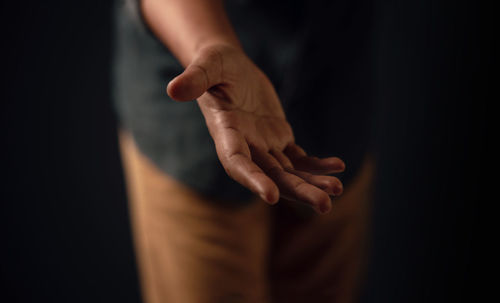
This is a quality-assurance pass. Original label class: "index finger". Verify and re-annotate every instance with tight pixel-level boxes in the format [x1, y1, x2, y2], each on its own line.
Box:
[215, 127, 279, 204]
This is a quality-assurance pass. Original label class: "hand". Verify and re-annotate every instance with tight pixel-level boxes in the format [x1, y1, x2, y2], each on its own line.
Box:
[167, 44, 345, 214]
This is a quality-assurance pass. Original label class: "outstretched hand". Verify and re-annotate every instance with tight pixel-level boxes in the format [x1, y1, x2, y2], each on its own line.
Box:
[167, 44, 345, 214]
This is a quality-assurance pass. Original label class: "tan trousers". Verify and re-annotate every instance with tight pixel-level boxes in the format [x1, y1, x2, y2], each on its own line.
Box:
[119, 131, 374, 303]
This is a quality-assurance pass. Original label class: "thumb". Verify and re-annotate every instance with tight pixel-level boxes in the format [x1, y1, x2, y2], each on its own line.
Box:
[166, 51, 223, 101]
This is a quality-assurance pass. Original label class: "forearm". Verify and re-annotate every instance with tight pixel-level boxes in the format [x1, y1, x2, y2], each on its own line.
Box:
[141, 0, 242, 66]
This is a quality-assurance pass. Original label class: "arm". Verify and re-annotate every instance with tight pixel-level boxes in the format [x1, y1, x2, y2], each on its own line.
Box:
[140, 0, 345, 214]
[141, 0, 240, 65]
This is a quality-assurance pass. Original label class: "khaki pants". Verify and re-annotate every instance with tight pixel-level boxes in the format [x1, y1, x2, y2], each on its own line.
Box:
[119, 131, 374, 303]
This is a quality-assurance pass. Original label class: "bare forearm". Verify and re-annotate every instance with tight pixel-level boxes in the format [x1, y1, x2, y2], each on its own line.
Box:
[141, 0, 241, 66]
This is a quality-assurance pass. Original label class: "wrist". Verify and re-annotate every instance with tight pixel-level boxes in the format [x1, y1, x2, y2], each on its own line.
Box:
[193, 35, 242, 53]
[188, 39, 242, 66]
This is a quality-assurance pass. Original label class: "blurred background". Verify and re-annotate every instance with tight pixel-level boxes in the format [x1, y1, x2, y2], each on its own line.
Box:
[1, 0, 491, 302]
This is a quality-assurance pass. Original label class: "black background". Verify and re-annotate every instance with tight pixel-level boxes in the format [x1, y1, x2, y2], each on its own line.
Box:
[1, 0, 491, 302]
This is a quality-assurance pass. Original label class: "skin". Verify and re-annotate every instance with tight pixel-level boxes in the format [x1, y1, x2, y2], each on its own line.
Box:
[142, 0, 345, 214]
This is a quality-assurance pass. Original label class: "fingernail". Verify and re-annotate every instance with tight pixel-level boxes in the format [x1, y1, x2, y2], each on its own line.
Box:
[333, 185, 343, 195]
[319, 203, 331, 214]
[261, 193, 278, 205]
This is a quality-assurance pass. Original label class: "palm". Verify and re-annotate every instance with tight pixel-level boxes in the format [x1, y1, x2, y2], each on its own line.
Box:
[168, 45, 345, 214]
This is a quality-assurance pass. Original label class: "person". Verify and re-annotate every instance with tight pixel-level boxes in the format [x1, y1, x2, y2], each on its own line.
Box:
[112, 0, 375, 302]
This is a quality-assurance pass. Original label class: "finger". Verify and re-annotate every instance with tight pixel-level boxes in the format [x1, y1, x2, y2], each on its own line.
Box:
[284, 168, 343, 196]
[284, 143, 345, 175]
[251, 147, 332, 214]
[167, 49, 223, 101]
[216, 128, 279, 204]
[271, 149, 341, 197]
[269, 148, 294, 169]
[225, 153, 280, 204]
